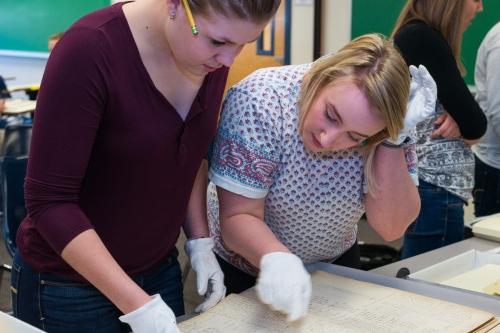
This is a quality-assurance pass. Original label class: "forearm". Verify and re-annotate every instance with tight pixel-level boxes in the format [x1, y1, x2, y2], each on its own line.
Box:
[183, 160, 209, 239]
[61, 229, 151, 315]
[221, 214, 289, 267]
[365, 145, 420, 241]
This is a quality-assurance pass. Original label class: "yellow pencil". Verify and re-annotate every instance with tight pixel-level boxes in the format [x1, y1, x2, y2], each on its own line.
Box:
[181, 0, 199, 36]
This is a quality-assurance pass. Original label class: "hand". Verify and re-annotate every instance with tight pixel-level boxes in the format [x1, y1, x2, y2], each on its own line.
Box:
[256, 252, 311, 321]
[431, 112, 461, 139]
[119, 294, 180, 333]
[388, 65, 437, 145]
[185, 237, 226, 313]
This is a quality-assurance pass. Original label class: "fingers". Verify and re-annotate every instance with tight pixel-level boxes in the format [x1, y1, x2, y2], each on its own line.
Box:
[194, 283, 226, 313]
[409, 64, 418, 77]
[195, 267, 209, 295]
[434, 114, 446, 125]
[287, 279, 311, 321]
[431, 114, 461, 138]
[257, 277, 311, 321]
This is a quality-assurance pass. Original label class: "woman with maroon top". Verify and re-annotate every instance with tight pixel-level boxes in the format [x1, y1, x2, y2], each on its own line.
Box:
[12, 0, 279, 332]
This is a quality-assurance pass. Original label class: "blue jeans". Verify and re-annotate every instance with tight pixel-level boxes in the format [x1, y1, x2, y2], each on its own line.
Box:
[473, 155, 500, 217]
[11, 249, 184, 333]
[401, 180, 465, 259]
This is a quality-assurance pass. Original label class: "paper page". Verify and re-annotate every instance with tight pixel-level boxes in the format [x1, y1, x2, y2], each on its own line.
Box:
[179, 271, 493, 333]
[441, 264, 500, 294]
[4, 99, 36, 114]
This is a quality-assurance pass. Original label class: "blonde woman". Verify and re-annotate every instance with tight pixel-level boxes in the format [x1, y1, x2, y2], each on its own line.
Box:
[392, 0, 487, 259]
[206, 34, 436, 321]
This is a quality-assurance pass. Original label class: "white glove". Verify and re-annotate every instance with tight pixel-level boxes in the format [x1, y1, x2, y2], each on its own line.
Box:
[388, 64, 437, 145]
[185, 237, 226, 313]
[119, 294, 180, 333]
[256, 252, 312, 321]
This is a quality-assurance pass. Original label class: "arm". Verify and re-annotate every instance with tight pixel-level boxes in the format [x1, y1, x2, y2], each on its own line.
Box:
[183, 159, 210, 239]
[394, 23, 487, 139]
[217, 187, 289, 266]
[364, 145, 420, 241]
[182, 160, 226, 313]
[484, 46, 500, 138]
[217, 186, 310, 321]
[61, 230, 151, 314]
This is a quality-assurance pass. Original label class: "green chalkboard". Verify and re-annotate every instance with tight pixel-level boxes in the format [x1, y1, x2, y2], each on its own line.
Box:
[0, 0, 110, 53]
[352, 0, 500, 84]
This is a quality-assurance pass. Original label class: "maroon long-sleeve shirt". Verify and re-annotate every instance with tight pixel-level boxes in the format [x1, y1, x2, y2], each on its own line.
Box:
[17, 3, 228, 280]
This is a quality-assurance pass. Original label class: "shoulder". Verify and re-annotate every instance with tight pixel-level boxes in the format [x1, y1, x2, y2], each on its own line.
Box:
[59, 4, 124, 49]
[71, 3, 124, 31]
[395, 20, 447, 49]
[229, 64, 309, 102]
[480, 22, 500, 50]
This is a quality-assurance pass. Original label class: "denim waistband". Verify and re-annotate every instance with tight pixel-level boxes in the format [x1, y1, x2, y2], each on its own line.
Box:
[14, 247, 180, 285]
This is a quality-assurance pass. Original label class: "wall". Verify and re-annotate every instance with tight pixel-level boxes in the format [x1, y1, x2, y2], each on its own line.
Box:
[322, 0, 352, 55]
[290, 1, 315, 64]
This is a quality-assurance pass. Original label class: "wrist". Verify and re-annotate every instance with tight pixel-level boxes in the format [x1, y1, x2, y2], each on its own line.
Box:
[380, 140, 404, 149]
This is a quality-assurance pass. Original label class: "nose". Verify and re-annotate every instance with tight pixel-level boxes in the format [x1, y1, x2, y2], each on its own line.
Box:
[215, 45, 244, 67]
[477, 1, 484, 13]
[318, 130, 342, 149]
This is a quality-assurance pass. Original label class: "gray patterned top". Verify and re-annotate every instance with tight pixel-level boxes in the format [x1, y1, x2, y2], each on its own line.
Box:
[416, 102, 474, 201]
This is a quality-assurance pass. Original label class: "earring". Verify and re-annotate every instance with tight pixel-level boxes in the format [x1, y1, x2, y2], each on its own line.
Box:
[169, 11, 176, 20]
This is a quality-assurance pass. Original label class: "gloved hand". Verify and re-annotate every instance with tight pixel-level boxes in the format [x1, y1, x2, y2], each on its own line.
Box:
[119, 294, 180, 333]
[387, 64, 437, 145]
[185, 237, 226, 313]
[256, 252, 312, 321]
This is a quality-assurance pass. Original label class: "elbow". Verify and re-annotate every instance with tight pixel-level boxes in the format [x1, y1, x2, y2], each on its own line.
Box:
[461, 117, 488, 140]
[219, 217, 238, 252]
[373, 197, 421, 242]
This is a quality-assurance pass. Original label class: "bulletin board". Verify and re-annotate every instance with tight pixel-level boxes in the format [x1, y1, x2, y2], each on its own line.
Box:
[0, 0, 110, 54]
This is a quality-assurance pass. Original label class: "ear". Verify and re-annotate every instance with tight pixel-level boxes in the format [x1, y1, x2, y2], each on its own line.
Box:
[166, 0, 180, 14]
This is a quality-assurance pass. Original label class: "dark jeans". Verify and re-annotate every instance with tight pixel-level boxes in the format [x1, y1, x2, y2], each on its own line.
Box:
[217, 242, 361, 295]
[401, 180, 464, 259]
[473, 155, 500, 217]
[11, 249, 184, 333]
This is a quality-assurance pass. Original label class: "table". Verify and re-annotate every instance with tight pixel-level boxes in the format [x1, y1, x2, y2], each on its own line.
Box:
[371, 237, 499, 277]
[3, 99, 36, 115]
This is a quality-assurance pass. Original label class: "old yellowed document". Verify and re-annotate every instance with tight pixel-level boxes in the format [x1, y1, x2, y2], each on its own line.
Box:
[179, 271, 495, 333]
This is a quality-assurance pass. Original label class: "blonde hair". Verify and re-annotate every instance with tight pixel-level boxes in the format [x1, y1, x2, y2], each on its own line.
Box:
[189, 0, 281, 24]
[391, 0, 467, 75]
[298, 33, 410, 194]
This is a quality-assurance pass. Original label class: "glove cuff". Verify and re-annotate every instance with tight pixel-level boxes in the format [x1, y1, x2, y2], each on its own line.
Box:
[185, 237, 215, 256]
[119, 294, 172, 323]
[260, 252, 302, 270]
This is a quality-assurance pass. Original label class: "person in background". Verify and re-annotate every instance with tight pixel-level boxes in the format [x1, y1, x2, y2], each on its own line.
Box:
[0, 75, 11, 113]
[472, 21, 500, 217]
[48, 32, 64, 52]
[13, 0, 280, 332]
[392, 0, 487, 259]
[207, 34, 436, 321]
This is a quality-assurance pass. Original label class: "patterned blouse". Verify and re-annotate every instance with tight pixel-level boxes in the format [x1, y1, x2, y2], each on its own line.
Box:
[207, 64, 418, 275]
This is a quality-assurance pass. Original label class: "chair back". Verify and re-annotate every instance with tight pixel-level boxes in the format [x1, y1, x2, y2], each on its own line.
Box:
[1, 124, 32, 157]
[2, 155, 28, 257]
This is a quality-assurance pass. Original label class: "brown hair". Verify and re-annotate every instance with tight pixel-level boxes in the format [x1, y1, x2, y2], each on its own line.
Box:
[49, 32, 64, 42]
[391, 0, 467, 74]
[188, 0, 281, 24]
[298, 34, 410, 193]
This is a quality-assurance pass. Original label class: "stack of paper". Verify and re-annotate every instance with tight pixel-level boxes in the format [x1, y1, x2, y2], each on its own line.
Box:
[179, 271, 499, 333]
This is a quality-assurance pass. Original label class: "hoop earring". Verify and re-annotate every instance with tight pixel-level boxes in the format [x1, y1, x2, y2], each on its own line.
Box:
[169, 11, 176, 20]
